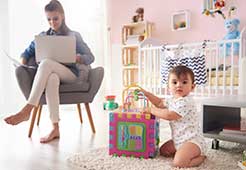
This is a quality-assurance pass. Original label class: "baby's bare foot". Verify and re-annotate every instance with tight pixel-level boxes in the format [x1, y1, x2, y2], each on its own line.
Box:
[40, 128, 60, 143]
[4, 111, 31, 125]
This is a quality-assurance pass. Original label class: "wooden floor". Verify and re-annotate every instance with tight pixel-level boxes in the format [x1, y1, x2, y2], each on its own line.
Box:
[0, 102, 109, 170]
[0, 98, 170, 170]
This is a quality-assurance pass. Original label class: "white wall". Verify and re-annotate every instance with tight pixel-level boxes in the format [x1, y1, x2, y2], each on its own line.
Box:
[0, 0, 18, 113]
[0, 0, 7, 112]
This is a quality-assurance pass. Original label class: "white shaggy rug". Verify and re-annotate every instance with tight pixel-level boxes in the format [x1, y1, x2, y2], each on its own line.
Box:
[67, 141, 245, 170]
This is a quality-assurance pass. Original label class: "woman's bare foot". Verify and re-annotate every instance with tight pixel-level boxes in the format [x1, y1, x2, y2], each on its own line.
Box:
[40, 126, 60, 143]
[4, 104, 34, 125]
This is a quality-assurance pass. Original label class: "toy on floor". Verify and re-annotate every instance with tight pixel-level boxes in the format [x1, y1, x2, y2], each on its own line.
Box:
[103, 95, 119, 111]
[242, 150, 246, 165]
[109, 85, 159, 159]
[122, 89, 148, 112]
[238, 150, 246, 169]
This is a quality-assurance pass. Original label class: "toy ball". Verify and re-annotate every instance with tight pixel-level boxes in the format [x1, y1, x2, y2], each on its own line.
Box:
[103, 95, 119, 110]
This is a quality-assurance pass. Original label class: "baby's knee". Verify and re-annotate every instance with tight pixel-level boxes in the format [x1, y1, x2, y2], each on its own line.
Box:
[173, 157, 189, 168]
[160, 151, 173, 157]
[159, 147, 173, 157]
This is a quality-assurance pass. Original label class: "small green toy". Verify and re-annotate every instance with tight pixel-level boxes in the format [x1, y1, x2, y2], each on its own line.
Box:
[133, 89, 140, 101]
[103, 95, 119, 110]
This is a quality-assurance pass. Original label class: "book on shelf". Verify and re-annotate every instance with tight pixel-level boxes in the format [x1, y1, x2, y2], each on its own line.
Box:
[219, 131, 246, 139]
[220, 125, 246, 135]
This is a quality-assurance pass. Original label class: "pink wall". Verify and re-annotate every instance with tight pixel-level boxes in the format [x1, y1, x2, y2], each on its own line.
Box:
[108, 0, 246, 44]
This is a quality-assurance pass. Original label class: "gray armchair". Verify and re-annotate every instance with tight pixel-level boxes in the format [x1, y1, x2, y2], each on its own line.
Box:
[15, 58, 104, 137]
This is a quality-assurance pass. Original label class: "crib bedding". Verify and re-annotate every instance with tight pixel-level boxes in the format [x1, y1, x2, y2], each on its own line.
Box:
[160, 49, 240, 87]
[209, 76, 238, 86]
[208, 66, 239, 76]
[207, 65, 239, 86]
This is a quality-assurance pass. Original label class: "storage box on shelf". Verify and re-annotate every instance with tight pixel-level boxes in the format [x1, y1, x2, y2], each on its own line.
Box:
[121, 21, 153, 87]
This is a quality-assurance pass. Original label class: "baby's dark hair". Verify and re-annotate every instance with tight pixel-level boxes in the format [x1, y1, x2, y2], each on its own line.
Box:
[168, 65, 195, 83]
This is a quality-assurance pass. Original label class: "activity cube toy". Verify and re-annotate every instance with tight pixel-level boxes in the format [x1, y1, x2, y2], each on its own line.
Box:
[109, 85, 160, 159]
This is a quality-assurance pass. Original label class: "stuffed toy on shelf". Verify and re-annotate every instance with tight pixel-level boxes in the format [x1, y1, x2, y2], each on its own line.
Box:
[222, 18, 240, 56]
[132, 7, 144, 23]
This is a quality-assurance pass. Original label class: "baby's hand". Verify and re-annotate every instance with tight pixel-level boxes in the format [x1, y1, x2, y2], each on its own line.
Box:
[21, 57, 27, 65]
[139, 87, 148, 96]
[142, 107, 151, 114]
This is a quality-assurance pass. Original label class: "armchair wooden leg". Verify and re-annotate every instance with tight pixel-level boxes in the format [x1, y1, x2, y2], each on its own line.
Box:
[37, 105, 43, 126]
[77, 103, 83, 124]
[84, 103, 95, 133]
[28, 106, 39, 137]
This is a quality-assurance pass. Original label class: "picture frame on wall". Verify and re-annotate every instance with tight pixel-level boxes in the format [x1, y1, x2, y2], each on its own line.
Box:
[171, 10, 190, 31]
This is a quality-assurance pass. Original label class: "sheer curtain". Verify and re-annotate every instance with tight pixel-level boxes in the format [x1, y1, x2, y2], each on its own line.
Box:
[0, 0, 108, 115]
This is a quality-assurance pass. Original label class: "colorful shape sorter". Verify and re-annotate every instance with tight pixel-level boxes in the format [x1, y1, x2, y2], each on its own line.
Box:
[109, 111, 160, 159]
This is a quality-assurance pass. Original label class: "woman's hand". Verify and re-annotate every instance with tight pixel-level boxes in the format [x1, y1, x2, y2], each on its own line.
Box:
[76, 55, 84, 64]
[21, 57, 27, 65]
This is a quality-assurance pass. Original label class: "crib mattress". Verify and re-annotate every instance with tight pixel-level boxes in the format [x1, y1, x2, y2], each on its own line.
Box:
[208, 67, 239, 86]
[209, 76, 238, 86]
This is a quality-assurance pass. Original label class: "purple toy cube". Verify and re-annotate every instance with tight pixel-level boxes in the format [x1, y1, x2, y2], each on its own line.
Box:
[109, 111, 160, 159]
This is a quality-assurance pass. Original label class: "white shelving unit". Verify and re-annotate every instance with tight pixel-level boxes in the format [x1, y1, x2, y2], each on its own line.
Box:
[121, 21, 153, 87]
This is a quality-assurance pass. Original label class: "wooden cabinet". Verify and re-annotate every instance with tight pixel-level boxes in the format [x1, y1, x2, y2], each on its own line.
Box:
[121, 21, 153, 87]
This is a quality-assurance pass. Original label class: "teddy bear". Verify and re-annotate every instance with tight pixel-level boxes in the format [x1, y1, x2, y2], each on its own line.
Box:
[132, 8, 144, 23]
[222, 18, 240, 56]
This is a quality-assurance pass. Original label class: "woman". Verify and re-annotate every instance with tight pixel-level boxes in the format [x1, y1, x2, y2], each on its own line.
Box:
[4, 0, 95, 143]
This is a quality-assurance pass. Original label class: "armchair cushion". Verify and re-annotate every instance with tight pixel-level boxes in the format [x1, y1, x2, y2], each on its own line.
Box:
[59, 81, 90, 92]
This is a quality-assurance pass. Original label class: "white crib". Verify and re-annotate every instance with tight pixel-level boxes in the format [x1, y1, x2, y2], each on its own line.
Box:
[138, 27, 246, 97]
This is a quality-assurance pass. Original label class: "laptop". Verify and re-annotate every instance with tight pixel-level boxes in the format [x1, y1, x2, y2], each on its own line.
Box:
[35, 35, 76, 63]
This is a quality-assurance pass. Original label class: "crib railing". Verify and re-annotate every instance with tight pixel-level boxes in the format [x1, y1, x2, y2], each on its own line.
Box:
[139, 36, 246, 97]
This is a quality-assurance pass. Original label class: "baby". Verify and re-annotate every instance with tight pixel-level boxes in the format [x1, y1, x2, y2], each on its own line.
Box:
[141, 65, 206, 168]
